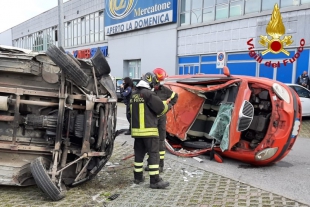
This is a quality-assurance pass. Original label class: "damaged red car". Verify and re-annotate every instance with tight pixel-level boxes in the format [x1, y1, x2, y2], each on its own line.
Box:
[164, 67, 301, 166]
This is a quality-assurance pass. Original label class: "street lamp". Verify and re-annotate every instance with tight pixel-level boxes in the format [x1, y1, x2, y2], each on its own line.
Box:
[58, 0, 64, 47]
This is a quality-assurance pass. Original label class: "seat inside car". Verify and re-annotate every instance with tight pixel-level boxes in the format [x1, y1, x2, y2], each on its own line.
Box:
[187, 114, 208, 137]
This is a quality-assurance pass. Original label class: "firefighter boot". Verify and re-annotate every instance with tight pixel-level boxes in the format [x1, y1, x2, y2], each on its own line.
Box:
[150, 175, 169, 189]
[159, 159, 164, 173]
[133, 172, 145, 184]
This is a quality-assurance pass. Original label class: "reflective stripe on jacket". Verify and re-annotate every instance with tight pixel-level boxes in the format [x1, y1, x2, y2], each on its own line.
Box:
[155, 85, 178, 106]
[130, 87, 169, 138]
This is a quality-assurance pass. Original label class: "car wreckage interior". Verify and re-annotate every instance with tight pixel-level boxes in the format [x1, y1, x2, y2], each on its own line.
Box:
[166, 79, 273, 157]
[0, 45, 117, 201]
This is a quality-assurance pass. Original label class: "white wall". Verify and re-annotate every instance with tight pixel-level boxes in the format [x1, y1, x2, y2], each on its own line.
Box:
[0, 29, 12, 46]
[178, 8, 310, 56]
[107, 24, 177, 78]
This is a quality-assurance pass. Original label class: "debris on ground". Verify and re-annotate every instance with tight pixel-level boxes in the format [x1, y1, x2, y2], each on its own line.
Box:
[193, 157, 203, 163]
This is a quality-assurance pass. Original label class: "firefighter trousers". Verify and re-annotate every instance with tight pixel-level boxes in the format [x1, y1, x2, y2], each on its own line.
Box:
[134, 137, 160, 182]
[158, 115, 166, 167]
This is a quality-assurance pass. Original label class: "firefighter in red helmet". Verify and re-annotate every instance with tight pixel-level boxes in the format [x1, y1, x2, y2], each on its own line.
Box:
[130, 72, 170, 189]
[145, 68, 178, 173]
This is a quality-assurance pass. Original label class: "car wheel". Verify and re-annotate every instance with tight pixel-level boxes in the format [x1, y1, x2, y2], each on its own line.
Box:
[46, 44, 89, 87]
[30, 157, 65, 201]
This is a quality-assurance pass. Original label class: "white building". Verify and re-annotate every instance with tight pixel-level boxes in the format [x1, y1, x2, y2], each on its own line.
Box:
[0, 0, 310, 83]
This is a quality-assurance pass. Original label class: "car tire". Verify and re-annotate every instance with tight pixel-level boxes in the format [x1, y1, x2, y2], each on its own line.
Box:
[181, 141, 211, 149]
[30, 157, 65, 201]
[46, 45, 89, 87]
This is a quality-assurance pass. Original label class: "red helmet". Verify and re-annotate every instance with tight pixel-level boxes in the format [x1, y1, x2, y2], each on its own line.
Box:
[153, 68, 168, 82]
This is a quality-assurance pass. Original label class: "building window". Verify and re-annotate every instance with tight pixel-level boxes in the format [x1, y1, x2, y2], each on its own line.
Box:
[77, 19, 81, 45]
[262, 0, 279, 11]
[191, 0, 203, 24]
[81, 17, 86, 44]
[90, 13, 95, 43]
[180, 0, 191, 26]
[301, 0, 310, 4]
[216, 4, 228, 20]
[73, 19, 78, 46]
[65, 21, 72, 47]
[230, 0, 243, 17]
[99, 11, 104, 41]
[85, 15, 90, 44]
[245, 0, 261, 14]
[203, 0, 215, 22]
[95, 12, 100, 42]
[28, 35, 32, 50]
[281, 0, 299, 7]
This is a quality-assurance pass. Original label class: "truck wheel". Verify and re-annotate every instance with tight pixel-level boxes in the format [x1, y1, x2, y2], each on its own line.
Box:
[91, 48, 111, 77]
[30, 157, 65, 201]
[46, 45, 89, 87]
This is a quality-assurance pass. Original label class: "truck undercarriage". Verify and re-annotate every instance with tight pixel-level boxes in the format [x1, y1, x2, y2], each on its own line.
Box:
[0, 45, 117, 200]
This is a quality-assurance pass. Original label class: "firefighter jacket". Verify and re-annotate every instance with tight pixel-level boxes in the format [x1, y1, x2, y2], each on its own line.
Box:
[130, 81, 169, 138]
[154, 85, 178, 108]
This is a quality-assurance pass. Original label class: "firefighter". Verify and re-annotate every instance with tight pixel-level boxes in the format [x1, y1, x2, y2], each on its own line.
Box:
[145, 68, 178, 173]
[130, 72, 170, 189]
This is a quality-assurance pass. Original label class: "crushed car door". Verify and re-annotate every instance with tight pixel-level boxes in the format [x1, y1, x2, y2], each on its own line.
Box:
[165, 84, 204, 141]
[165, 79, 240, 141]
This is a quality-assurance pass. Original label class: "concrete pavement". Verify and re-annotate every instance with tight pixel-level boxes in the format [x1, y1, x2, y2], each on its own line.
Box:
[0, 104, 308, 206]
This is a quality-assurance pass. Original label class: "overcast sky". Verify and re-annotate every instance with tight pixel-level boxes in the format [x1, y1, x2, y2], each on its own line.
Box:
[0, 0, 69, 33]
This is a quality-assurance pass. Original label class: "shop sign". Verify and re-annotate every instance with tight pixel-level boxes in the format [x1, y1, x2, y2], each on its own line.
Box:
[246, 4, 305, 68]
[105, 0, 177, 36]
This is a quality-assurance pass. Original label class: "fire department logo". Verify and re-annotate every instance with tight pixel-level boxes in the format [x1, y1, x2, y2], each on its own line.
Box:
[247, 3, 305, 68]
[259, 4, 293, 56]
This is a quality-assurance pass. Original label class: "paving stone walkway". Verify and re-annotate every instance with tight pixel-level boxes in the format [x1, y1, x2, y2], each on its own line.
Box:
[0, 141, 308, 207]
[300, 118, 310, 138]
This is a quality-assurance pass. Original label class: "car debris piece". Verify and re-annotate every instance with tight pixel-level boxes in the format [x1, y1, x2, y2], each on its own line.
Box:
[108, 194, 120, 201]
[0, 45, 118, 201]
[193, 157, 203, 163]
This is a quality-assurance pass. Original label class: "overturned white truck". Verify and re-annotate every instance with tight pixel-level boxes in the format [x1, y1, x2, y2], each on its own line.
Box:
[0, 45, 117, 200]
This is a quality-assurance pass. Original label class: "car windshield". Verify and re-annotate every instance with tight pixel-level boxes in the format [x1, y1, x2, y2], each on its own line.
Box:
[116, 79, 123, 86]
[290, 85, 310, 98]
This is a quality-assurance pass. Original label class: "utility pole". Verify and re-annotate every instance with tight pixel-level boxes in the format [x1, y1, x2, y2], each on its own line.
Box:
[58, 0, 64, 47]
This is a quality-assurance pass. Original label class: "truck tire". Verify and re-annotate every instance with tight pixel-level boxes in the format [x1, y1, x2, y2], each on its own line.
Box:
[46, 45, 89, 87]
[59, 46, 82, 67]
[30, 157, 65, 201]
[91, 48, 111, 77]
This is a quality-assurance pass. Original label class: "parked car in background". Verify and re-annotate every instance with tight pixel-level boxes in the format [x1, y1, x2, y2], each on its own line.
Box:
[163, 67, 301, 166]
[0, 45, 117, 201]
[116, 78, 140, 101]
[287, 84, 310, 116]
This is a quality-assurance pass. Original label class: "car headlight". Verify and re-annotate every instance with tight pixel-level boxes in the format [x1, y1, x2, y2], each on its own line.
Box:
[255, 147, 278, 161]
[272, 83, 290, 103]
